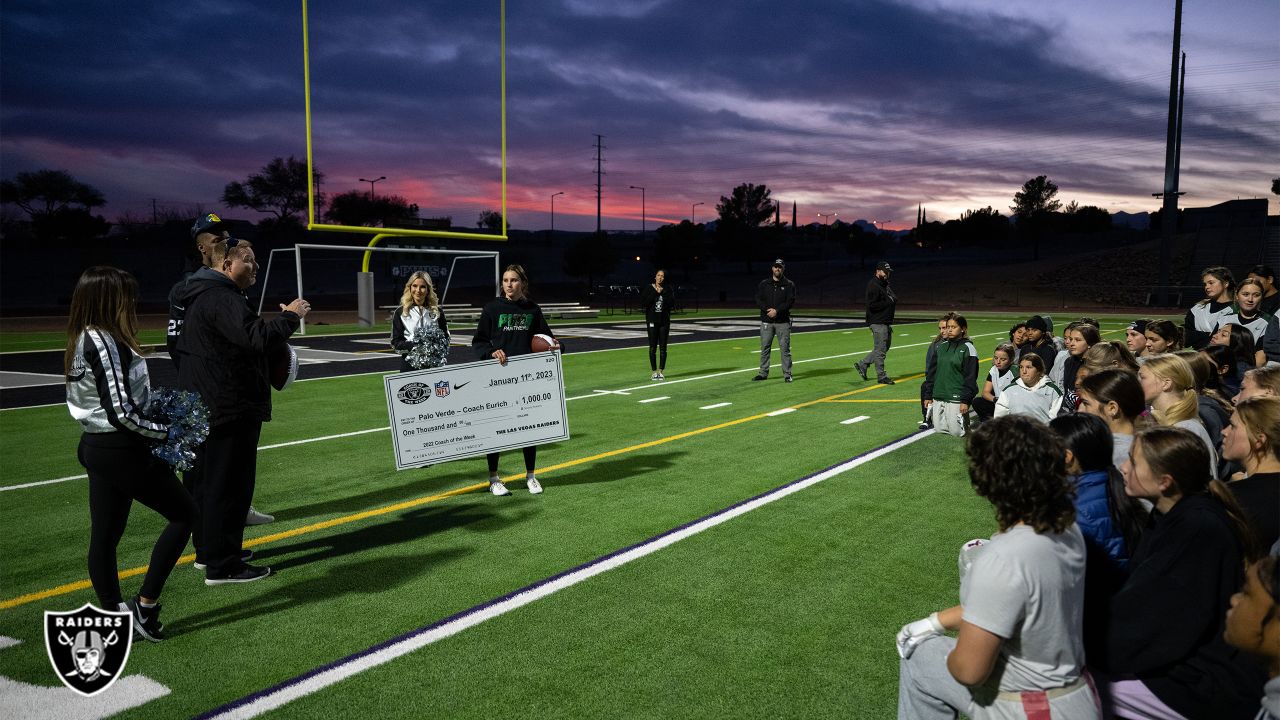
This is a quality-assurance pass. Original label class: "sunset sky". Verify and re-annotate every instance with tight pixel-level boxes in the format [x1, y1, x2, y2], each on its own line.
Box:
[2, 0, 1276, 233]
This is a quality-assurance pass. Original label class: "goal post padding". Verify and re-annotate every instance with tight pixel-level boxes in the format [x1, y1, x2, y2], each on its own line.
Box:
[258, 243, 499, 334]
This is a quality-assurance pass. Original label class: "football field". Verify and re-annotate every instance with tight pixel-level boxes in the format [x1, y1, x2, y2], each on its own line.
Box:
[0, 315, 1112, 718]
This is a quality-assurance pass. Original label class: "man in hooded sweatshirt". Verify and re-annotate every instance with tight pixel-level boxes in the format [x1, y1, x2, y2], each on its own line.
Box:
[175, 238, 308, 584]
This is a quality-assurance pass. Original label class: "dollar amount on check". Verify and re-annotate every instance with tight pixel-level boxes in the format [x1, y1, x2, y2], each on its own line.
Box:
[383, 351, 570, 470]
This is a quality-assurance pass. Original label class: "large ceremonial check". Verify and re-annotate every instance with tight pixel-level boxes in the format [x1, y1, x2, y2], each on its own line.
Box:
[383, 351, 570, 470]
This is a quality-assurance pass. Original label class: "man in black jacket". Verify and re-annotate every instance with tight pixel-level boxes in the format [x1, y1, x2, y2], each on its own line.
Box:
[176, 240, 309, 584]
[855, 261, 897, 385]
[754, 259, 796, 382]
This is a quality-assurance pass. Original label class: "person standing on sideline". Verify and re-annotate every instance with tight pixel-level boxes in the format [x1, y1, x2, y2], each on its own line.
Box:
[856, 261, 897, 385]
[175, 240, 309, 584]
[472, 264, 560, 496]
[66, 266, 199, 641]
[167, 214, 275, 527]
[390, 271, 449, 372]
[640, 269, 673, 380]
[753, 258, 796, 382]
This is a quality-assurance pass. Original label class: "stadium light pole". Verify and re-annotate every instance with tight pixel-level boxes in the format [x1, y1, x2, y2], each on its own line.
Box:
[359, 176, 386, 199]
[629, 186, 646, 239]
[691, 201, 705, 224]
[550, 191, 565, 239]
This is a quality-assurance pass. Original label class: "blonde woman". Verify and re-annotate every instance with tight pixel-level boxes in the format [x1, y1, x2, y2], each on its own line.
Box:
[1221, 396, 1280, 550]
[391, 271, 449, 372]
[1235, 365, 1280, 405]
[1139, 353, 1218, 477]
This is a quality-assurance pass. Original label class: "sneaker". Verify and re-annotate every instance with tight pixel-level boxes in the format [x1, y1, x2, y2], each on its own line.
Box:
[855, 363, 868, 381]
[526, 476, 543, 495]
[918, 420, 930, 430]
[751, 374, 767, 381]
[878, 378, 896, 385]
[124, 597, 165, 642]
[205, 563, 272, 586]
[490, 480, 511, 496]
[651, 371, 660, 380]
[656, 371, 665, 380]
[245, 506, 275, 525]
[194, 548, 253, 571]
[784, 375, 793, 383]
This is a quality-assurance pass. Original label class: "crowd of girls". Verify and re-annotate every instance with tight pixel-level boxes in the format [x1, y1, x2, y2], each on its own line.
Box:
[906, 263, 1280, 718]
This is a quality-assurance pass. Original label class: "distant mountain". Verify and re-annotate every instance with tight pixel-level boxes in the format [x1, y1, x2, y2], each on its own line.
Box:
[1111, 211, 1150, 230]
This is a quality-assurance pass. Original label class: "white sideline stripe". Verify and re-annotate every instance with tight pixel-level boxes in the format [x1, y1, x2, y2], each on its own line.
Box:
[2, 427, 390, 492]
[841, 416, 871, 425]
[202, 430, 935, 720]
[699, 402, 731, 410]
[766, 408, 796, 417]
[0, 636, 19, 650]
[638, 396, 669, 404]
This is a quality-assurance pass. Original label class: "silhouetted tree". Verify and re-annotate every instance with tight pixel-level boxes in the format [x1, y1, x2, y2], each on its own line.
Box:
[223, 156, 319, 226]
[477, 210, 506, 233]
[326, 191, 418, 227]
[1272, 177, 1279, 196]
[0, 169, 109, 242]
[715, 182, 775, 271]
[653, 220, 706, 276]
[1011, 176, 1061, 260]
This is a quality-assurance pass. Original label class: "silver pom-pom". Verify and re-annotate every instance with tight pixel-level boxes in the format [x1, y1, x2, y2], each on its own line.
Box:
[405, 314, 450, 370]
[147, 387, 210, 472]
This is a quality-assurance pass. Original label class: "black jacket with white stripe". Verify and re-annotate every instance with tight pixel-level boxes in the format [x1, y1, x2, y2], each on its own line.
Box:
[66, 329, 169, 440]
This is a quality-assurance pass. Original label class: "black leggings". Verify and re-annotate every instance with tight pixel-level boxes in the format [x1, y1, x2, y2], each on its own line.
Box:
[487, 446, 537, 475]
[647, 320, 670, 371]
[79, 433, 197, 608]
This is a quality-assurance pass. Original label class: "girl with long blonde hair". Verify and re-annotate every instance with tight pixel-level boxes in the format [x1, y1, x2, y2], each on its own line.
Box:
[391, 271, 449, 371]
[1138, 353, 1218, 477]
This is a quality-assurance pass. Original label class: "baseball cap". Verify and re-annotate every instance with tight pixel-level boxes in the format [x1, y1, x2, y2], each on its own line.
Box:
[772, 258, 785, 267]
[1126, 319, 1149, 334]
[191, 212, 226, 239]
[876, 261, 892, 272]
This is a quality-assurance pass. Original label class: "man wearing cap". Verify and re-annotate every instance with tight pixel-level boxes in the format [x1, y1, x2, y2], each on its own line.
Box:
[753, 259, 796, 382]
[168, 214, 277, 528]
[855, 261, 897, 385]
[175, 230, 310, 584]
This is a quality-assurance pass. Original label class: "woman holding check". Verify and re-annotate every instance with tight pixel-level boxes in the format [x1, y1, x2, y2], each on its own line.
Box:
[472, 264, 559, 496]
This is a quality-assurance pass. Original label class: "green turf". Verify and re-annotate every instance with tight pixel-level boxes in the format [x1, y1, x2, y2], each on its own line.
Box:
[0, 317, 1067, 717]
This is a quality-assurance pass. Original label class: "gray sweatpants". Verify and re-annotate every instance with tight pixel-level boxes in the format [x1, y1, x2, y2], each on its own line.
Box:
[759, 321, 792, 377]
[859, 323, 893, 379]
[898, 635, 1100, 719]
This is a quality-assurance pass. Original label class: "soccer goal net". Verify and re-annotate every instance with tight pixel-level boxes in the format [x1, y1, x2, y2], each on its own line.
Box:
[258, 243, 500, 334]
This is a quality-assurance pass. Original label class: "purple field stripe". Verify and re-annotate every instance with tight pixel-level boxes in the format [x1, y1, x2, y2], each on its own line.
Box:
[195, 428, 928, 719]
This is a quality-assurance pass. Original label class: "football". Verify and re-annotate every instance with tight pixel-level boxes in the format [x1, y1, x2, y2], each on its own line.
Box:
[530, 334, 557, 353]
[269, 343, 299, 391]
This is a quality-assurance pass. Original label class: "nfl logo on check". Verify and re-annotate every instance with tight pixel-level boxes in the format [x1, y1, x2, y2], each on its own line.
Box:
[44, 603, 133, 697]
[434, 381, 450, 398]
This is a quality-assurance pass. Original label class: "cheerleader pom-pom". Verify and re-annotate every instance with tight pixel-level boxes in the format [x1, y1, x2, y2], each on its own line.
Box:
[148, 388, 210, 472]
[405, 322, 450, 370]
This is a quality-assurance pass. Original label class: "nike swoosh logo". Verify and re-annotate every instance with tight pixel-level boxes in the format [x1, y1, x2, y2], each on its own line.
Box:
[454, 382, 471, 389]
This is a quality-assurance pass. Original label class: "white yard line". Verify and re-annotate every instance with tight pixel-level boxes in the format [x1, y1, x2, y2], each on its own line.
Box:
[198, 430, 935, 720]
[841, 416, 871, 425]
[699, 402, 732, 410]
[766, 408, 796, 417]
[638, 396, 670, 404]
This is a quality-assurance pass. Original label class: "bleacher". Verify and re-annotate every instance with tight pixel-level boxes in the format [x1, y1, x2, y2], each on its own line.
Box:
[1181, 199, 1271, 283]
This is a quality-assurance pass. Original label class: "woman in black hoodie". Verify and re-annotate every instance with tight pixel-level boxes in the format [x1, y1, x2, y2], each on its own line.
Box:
[472, 264, 558, 497]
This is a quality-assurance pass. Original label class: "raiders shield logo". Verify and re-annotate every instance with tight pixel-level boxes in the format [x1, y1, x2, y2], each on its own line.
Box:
[44, 603, 133, 697]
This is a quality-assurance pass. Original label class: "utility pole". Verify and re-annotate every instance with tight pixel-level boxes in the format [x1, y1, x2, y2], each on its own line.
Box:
[593, 133, 604, 233]
[629, 185, 646, 240]
[1156, 0, 1183, 307]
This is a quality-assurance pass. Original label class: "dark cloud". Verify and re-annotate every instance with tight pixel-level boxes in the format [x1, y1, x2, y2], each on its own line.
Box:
[1, 0, 1274, 228]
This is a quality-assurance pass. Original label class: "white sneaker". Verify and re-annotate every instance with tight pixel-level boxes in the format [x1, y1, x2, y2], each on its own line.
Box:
[245, 506, 275, 525]
[526, 476, 543, 495]
[489, 480, 510, 496]
[656, 371, 665, 380]
[651, 372, 660, 380]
